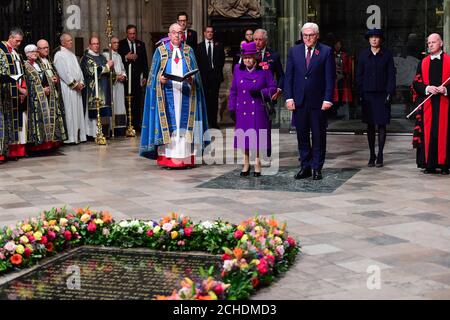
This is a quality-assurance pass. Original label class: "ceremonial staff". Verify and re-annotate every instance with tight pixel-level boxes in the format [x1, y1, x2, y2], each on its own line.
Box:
[407, 77, 450, 119]
[106, 0, 115, 138]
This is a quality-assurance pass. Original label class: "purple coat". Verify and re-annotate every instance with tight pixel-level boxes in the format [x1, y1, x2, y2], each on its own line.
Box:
[229, 65, 277, 152]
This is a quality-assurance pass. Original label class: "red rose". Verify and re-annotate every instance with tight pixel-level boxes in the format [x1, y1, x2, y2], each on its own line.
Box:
[251, 277, 260, 288]
[287, 236, 296, 247]
[24, 247, 32, 258]
[214, 284, 224, 296]
[87, 222, 97, 233]
[257, 259, 269, 275]
[315, 49, 320, 56]
[146, 230, 154, 237]
[266, 255, 275, 266]
[234, 230, 244, 239]
[63, 230, 72, 241]
[27, 235, 35, 243]
[40, 236, 48, 245]
[184, 227, 193, 237]
[47, 230, 56, 240]
[221, 253, 232, 261]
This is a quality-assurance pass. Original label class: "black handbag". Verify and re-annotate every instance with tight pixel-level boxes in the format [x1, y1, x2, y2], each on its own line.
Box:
[261, 89, 277, 121]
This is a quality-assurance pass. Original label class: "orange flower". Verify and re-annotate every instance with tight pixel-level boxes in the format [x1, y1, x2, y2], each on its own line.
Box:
[233, 248, 243, 260]
[161, 216, 171, 224]
[197, 295, 214, 300]
[75, 208, 85, 215]
[10, 254, 23, 265]
[101, 211, 113, 223]
[268, 219, 278, 228]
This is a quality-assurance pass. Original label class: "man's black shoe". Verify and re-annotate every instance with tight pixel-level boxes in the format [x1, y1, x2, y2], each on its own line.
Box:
[294, 168, 312, 180]
[312, 169, 323, 180]
[424, 168, 437, 174]
[441, 168, 449, 175]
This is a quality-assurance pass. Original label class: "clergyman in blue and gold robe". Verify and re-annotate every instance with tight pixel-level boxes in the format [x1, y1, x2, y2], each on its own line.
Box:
[80, 37, 113, 138]
[140, 23, 209, 168]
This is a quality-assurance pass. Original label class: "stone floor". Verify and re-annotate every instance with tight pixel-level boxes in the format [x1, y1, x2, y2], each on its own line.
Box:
[1, 132, 449, 300]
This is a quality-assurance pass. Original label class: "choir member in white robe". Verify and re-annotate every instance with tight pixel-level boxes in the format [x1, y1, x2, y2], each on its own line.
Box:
[53, 33, 87, 144]
[103, 37, 127, 135]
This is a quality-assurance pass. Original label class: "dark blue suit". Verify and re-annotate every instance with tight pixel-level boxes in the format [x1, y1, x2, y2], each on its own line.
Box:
[261, 47, 285, 90]
[285, 42, 336, 170]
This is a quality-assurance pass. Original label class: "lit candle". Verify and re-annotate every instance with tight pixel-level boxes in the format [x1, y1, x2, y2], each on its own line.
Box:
[128, 63, 132, 95]
[94, 62, 99, 99]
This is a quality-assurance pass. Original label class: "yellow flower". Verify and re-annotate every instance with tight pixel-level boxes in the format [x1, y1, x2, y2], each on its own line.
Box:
[59, 218, 68, 227]
[275, 237, 282, 245]
[171, 231, 179, 239]
[48, 220, 57, 226]
[33, 232, 43, 241]
[71, 226, 77, 233]
[20, 236, 29, 244]
[53, 226, 60, 233]
[95, 219, 104, 226]
[237, 225, 245, 232]
[241, 235, 248, 242]
[153, 226, 161, 233]
[26, 244, 33, 251]
[16, 245, 25, 254]
[21, 224, 32, 232]
[80, 214, 91, 223]
[251, 259, 260, 265]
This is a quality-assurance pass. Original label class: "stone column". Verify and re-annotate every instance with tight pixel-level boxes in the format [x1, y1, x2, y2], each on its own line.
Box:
[192, 0, 203, 42]
[445, 0, 449, 53]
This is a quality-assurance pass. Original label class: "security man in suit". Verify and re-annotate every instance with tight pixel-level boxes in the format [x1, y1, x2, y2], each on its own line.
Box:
[177, 12, 198, 51]
[118, 24, 149, 132]
[195, 26, 225, 129]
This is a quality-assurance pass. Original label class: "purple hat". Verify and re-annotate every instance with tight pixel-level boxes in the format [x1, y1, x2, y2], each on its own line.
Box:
[240, 41, 258, 56]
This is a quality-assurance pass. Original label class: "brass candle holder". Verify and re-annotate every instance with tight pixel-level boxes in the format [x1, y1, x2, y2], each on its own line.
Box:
[126, 95, 136, 137]
[95, 97, 107, 145]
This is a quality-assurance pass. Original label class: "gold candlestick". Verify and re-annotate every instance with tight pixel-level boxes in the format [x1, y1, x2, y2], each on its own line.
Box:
[95, 97, 107, 145]
[106, 0, 115, 138]
[126, 95, 136, 137]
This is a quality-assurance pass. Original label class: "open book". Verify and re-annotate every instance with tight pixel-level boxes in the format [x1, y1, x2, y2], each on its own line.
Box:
[163, 69, 198, 82]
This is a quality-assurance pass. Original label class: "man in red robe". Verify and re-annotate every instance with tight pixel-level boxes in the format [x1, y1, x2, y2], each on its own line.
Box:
[412, 33, 450, 174]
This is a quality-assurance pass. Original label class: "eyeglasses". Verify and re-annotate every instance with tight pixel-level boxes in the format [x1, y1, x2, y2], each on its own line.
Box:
[170, 31, 184, 35]
[302, 33, 317, 39]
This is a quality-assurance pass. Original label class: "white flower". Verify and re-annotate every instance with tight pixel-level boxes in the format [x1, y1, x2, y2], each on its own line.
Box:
[223, 260, 234, 272]
[137, 227, 144, 234]
[102, 228, 110, 237]
[276, 245, 285, 256]
[130, 220, 141, 228]
[162, 223, 173, 232]
[200, 221, 214, 230]
[119, 221, 129, 228]
[4, 241, 16, 253]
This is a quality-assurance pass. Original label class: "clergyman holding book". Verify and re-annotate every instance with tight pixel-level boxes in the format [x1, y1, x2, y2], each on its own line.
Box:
[139, 23, 209, 169]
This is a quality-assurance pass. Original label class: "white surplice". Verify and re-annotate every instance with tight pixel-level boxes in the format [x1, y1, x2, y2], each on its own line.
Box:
[103, 50, 127, 123]
[54, 47, 87, 143]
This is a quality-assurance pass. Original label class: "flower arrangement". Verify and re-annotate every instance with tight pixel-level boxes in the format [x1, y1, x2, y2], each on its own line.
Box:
[0, 208, 300, 300]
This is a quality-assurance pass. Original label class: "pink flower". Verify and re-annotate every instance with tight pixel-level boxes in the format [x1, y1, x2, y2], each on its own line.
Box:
[256, 259, 269, 275]
[87, 222, 97, 233]
[315, 49, 320, 56]
[263, 65, 269, 70]
[63, 230, 72, 241]
[146, 230, 154, 237]
[40, 236, 48, 245]
[287, 236, 296, 247]
[177, 240, 185, 246]
[266, 52, 271, 57]
[47, 230, 56, 240]
[27, 235, 35, 243]
[266, 255, 275, 266]
[214, 284, 224, 295]
[184, 227, 193, 237]
[234, 230, 244, 239]
[24, 247, 32, 258]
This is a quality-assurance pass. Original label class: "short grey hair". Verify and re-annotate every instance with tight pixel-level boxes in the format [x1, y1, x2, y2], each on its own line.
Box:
[301, 23, 320, 35]
[60, 32, 72, 44]
[169, 23, 181, 32]
[9, 28, 24, 38]
[254, 29, 268, 40]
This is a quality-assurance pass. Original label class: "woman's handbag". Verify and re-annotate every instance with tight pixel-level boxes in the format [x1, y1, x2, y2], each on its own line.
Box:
[261, 89, 277, 121]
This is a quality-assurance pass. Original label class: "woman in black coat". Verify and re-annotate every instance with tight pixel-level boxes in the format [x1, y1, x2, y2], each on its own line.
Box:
[356, 29, 396, 167]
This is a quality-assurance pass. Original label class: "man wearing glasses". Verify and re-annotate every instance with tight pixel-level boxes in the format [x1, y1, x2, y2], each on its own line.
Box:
[177, 12, 198, 51]
[285, 23, 336, 181]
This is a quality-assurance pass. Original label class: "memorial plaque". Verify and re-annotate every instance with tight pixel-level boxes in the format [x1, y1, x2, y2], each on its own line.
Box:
[0, 247, 222, 300]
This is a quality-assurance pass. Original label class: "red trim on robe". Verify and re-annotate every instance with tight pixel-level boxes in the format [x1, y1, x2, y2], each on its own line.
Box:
[157, 155, 196, 168]
[8, 144, 26, 158]
[422, 56, 432, 163]
[0, 155, 5, 162]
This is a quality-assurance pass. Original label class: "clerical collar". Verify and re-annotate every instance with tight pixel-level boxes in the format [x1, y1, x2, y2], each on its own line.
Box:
[88, 49, 99, 57]
[430, 51, 443, 60]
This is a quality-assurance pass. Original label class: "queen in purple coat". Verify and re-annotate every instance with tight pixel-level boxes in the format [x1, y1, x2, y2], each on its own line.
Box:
[228, 42, 277, 177]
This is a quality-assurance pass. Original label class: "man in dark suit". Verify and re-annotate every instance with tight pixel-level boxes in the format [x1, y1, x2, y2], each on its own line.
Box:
[177, 12, 198, 51]
[254, 29, 285, 100]
[118, 24, 149, 132]
[195, 26, 225, 129]
[285, 23, 336, 180]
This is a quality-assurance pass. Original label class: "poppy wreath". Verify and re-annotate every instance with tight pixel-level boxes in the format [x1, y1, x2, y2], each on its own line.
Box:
[0, 207, 300, 300]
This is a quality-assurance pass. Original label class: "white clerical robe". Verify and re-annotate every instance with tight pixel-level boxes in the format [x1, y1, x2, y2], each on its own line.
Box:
[158, 45, 193, 159]
[103, 50, 127, 124]
[54, 47, 87, 144]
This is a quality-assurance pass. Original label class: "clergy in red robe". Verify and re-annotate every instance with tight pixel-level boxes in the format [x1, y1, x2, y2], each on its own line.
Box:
[412, 33, 450, 174]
